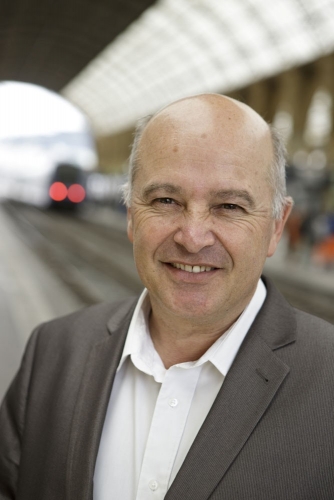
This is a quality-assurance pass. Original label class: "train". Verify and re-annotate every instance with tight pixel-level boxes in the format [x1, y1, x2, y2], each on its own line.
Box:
[48, 162, 87, 209]
[1, 158, 130, 212]
[3, 161, 88, 210]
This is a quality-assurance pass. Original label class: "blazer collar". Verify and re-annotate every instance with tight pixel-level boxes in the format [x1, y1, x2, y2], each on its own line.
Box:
[255, 275, 297, 350]
[166, 277, 297, 500]
[66, 297, 138, 500]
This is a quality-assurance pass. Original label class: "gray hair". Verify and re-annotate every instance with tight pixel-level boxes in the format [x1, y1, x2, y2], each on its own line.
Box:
[122, 115, 153, 208]
[268, 126, 290, 219]
[122, 117, 289, 220]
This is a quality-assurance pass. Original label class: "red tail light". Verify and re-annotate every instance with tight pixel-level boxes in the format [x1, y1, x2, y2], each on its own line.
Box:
[67, 184, 86, 203]
[49, 182, 67, 201]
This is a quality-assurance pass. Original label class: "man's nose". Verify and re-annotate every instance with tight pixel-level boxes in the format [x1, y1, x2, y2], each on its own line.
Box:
[173, 215, 216, 253]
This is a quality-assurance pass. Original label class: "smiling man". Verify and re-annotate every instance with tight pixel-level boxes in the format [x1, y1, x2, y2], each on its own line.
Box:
[125, 95, 291, 369]
[1, 94, 334, 500]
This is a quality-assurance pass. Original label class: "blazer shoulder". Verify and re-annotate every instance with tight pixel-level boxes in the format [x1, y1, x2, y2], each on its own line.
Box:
[293, 307, 334, 344]
[43, 295, 138, 326]
[274, 306, 334, 379]
[256, 276, 334, 351]
[33, 296, 139, 348]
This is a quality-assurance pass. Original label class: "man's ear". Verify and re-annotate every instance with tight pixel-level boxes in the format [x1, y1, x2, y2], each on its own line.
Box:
[127, 207, 133, 243]
[267, 197, 293, 257]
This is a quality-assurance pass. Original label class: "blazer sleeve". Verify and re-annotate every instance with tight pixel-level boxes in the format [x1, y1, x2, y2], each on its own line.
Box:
[0, 327, 40, 500]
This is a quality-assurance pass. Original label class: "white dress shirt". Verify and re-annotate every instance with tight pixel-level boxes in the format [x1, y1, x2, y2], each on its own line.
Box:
[93, 279, 266, 500]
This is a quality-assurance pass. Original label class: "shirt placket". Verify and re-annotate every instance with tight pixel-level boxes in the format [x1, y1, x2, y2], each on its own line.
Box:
[136, 365, 202, 500]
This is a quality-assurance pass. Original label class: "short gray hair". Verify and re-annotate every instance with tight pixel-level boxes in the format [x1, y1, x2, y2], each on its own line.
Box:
[269, 126, 290, 219]
[122, 117, 289, 220]
[122, 115, 153, 207]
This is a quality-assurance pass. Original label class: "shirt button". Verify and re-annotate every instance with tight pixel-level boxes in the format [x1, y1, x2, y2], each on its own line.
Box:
[169, 398, 178, 408]
[149, 479, 159, 491]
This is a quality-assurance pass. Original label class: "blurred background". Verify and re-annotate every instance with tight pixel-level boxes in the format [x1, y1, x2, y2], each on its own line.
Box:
[1, 0, 334, 399]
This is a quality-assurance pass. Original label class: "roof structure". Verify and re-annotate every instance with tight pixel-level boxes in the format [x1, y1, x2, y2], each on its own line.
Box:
[0, 0, 157, 91]
[62, 0, 334, 135]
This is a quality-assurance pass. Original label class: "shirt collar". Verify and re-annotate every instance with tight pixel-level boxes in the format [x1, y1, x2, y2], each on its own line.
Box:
[117, 279, 266, 379]
[117, 288, 151, 370]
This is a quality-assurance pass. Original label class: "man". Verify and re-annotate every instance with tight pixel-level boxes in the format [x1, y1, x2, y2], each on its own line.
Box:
[1, 94, 334, 500]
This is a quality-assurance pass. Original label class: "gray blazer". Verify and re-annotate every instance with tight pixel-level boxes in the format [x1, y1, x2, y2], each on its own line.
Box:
[1, 277, 334, 500]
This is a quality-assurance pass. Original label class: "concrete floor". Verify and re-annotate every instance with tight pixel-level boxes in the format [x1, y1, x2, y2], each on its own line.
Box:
[0, 205, 83, 401]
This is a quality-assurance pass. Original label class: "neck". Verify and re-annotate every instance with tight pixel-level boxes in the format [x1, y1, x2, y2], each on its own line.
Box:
[148, 308, 237, 369]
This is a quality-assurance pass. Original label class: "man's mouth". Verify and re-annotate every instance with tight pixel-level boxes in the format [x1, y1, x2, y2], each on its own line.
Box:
[170, 263, 216, 273]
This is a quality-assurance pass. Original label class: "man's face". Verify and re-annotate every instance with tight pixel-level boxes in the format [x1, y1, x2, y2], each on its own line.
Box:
[127, 97, 290, 328]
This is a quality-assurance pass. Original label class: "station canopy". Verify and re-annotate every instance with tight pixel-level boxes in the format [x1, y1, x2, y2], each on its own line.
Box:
[62, 0, 334, 136]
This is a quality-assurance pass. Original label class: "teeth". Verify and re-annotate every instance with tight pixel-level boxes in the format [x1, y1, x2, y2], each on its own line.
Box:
[171, 263, 214, 273]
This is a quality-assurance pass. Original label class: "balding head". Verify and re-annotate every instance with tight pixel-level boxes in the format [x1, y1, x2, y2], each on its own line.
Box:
[149, 93, 270, 139]
[123, 94, 289, 219]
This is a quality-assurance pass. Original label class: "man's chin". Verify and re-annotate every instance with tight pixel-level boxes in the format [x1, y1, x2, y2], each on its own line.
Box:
[166, 296, 221, 322]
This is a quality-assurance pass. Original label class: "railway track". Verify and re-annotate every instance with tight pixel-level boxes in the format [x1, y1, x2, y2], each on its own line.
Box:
[4, 202, 334, 324]
[4, 202, 142, 306]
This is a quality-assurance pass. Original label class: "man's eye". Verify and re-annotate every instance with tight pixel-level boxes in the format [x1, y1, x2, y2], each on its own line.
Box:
[220, 203, 239, 210]
[155, 198, 175, 204]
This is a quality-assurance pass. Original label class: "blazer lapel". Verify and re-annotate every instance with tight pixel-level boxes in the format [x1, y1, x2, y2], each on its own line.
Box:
[66, 298, 137, 500]
[166, 279, 297, 500]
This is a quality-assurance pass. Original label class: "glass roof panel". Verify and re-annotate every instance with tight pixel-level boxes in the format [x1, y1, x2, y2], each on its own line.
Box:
[62, 0, 334, 135]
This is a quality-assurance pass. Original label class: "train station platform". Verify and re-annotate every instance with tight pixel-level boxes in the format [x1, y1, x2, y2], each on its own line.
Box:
[0, 204, 82, 401]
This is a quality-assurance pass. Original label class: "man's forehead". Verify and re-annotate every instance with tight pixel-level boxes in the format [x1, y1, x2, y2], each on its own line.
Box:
[144, 94, 268, 132]
[139, 94, 271, 157]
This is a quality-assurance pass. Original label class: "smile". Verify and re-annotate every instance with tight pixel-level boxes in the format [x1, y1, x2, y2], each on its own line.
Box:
[170, 263, 216, 273]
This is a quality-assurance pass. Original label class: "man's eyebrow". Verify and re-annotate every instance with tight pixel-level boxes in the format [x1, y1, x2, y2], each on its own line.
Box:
[142, 183, 183, 198]
[212, 189, 255, 208]
[142, 185, 255, 207]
